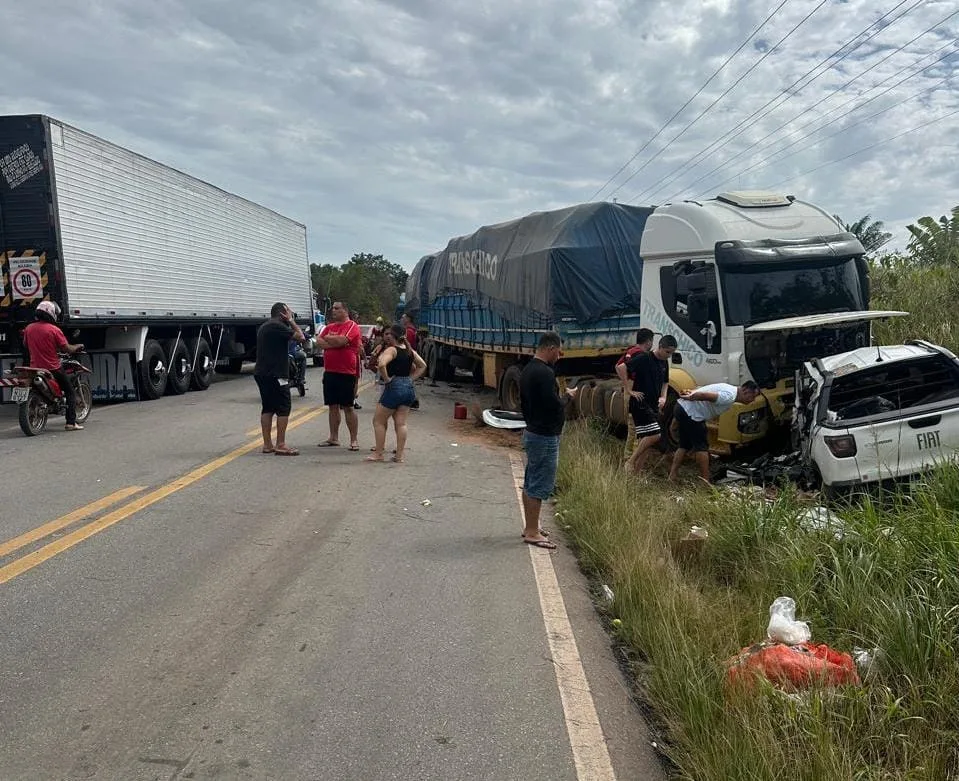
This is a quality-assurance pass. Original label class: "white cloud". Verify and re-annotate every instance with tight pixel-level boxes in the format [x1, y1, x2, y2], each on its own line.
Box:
[2, 0, 957, 266]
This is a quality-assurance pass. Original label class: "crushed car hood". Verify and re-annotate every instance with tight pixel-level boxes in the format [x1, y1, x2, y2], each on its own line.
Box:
[745, 310, 908, 333]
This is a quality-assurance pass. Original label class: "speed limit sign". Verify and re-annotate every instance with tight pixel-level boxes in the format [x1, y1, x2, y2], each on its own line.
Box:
[9, 256, 42, 301]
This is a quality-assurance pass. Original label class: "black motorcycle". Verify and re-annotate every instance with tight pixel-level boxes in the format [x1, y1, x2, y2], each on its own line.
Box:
[289, 348, 307, 397]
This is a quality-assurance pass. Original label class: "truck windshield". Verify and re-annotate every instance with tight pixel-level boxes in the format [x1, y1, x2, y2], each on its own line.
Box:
[721, 257, 866, 326]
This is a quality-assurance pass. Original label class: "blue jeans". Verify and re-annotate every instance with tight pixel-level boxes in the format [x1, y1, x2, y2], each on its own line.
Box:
[523, 431, 560, 500]
[379, 376, 416, 409]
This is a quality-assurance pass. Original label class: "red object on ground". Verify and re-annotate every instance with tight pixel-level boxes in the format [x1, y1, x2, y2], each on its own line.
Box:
[453, 402, 467, 420]
[726, 642, 861, 691]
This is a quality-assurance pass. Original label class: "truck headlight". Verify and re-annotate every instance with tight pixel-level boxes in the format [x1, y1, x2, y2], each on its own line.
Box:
[737, 409, 763, 434]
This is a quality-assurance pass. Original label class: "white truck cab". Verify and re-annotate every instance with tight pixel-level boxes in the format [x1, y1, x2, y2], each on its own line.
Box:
[635, 191, 905, 452]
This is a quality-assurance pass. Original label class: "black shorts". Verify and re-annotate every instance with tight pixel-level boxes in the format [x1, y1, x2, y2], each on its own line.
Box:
[255, 375, 292, 416]
[675, 404, 709, 452]
[628, 397, 661, 437]
[323, 371, 357, 407]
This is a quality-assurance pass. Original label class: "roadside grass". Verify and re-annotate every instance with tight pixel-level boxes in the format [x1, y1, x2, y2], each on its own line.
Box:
[556, 422, 959, 781]
[871, 264, 959, 353]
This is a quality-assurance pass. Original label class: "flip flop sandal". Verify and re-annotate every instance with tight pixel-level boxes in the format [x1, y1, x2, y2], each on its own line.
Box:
[318, 441, 340, 447]
[519, 529, 550, 538]
[365, 455, 385, 462]
[522, 538, 557, 550]
[274, 447, 299, 456]
[348, 444, 360, 451]
[262, 448, 275, 454]
[391, 456, 404, 463]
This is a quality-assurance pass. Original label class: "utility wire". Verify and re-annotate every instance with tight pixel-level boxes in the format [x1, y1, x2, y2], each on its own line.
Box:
[626, 0, 921, 203]
[616, 0, 831, 202]
[767, 105, 959, 187]
[679, 6, 959, 199]
[587, 0, 792, 201]
[696, 40, 958, 194]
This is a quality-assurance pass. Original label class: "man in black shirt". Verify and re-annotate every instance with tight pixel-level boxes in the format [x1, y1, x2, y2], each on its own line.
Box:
[625, 335, 677, 476]
[519, 332, 578, 549]
[255, 302, 305, 455]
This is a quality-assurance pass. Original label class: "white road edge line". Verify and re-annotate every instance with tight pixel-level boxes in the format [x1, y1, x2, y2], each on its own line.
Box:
[508, 451, 617, 781]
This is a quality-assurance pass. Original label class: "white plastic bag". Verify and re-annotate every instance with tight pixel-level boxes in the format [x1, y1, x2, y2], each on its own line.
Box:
[766, 596, 811, 645]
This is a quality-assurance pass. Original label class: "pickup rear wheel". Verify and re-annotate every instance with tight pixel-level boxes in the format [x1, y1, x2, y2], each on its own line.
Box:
[139, 339, 168, 400]
[163, 339, 191, 395]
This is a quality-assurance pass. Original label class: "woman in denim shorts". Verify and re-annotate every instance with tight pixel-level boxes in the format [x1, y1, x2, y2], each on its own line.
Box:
[366, 324, 426, 463]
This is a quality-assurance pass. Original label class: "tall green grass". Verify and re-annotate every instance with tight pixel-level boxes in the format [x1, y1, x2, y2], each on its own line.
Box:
[871, 264, 959, 353]
[556, 423, 959, 780]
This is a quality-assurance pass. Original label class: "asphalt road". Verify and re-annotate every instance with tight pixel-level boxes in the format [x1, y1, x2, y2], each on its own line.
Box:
[0, 368, 663, 781]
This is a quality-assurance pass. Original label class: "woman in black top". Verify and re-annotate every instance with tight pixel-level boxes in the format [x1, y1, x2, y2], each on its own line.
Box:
[366, 324, 426, 463]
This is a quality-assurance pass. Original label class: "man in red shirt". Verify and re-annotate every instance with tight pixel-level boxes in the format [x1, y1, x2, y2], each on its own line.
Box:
[315, 301, 363, 450]
[22, 301, 86, 431]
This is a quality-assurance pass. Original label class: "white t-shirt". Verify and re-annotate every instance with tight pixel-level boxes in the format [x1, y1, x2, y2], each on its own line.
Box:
[678, 383, 738, 422]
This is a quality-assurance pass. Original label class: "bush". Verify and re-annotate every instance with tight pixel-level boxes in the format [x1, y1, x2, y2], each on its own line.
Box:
[870, 262, 959, 353]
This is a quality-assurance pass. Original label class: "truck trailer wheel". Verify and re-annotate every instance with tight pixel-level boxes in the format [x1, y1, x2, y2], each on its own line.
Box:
[139, 339, 168, 400]
[163, 339, 192, 395]
[499, 365, 523, 412]
[189, 338, 214, 391]
[660, 388, 680, 451]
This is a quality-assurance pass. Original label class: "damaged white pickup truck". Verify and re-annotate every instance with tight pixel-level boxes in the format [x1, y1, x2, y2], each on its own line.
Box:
[793, 340, 959, 496]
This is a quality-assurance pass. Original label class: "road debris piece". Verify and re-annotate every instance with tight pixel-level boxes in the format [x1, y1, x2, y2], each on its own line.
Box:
[727, 642, 860, 691]
[421, 499, 432, 507]
[670, 525, 709, 562]
[601, 584, 614, 604]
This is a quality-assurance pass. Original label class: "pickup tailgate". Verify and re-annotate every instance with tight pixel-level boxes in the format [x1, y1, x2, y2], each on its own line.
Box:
[817, 352, 959, 485]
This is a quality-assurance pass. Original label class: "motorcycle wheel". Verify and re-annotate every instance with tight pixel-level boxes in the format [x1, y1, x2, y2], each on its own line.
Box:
[75, 381, 93, 423]
[19, 393, 48, 436]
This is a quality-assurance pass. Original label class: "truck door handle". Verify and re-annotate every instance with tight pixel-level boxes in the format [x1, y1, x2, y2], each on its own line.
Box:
[907, 415, 941, 429]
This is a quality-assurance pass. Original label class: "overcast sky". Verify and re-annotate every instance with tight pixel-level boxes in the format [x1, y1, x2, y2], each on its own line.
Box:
[4, 0, 957, 268]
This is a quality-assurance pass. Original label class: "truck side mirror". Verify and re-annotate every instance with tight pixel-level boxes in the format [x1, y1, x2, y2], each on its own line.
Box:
[687, 293, 710, 324]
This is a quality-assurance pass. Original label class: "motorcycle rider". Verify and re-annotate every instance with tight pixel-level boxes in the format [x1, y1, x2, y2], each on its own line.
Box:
[22, 301, 86, 431]
[288, 337, 307, 385]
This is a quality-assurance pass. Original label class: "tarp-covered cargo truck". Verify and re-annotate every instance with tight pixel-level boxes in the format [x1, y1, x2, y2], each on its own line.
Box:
[0, 114, 313, 403]
[407, 191, 903, 453]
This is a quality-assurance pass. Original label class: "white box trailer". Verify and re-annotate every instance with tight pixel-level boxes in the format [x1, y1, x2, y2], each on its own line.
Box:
[0, 114, 314, 402]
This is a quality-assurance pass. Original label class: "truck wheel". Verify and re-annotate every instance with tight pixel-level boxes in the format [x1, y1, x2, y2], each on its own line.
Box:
[660, 388, 680, 451]
[163, 339, 191, 395]
[188, 338, 214, 391]
[139, 339, 168, 400]
[499, 365, 523, 412]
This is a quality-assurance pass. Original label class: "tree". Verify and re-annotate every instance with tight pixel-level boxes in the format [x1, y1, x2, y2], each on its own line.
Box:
[906, 206, 959, 268]
[833, 214, 892, 255]
[309, 252, 408, 322]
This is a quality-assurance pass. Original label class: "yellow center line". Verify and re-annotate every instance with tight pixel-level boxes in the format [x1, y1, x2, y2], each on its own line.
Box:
[0, 405, 330, 586]
[0, 486, 146, 559]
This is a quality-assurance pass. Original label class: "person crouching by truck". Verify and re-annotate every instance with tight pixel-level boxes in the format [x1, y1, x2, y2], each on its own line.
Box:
[668, 381, 761, 484]
[625, 335, 677, 476]
[617, 328, 655, 460]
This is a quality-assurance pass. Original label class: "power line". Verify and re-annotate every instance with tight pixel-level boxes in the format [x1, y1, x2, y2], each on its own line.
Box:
[626, 0, 921, 203]
[681, 7, 959, 199]
[767, 105, 959, 188]
[587, 0, 792, 201]
[696, 40, 958, 195]
[614, 0, 832, 202]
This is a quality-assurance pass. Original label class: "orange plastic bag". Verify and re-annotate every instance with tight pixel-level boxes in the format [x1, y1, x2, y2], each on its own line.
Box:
[726, 642, 861, 691]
